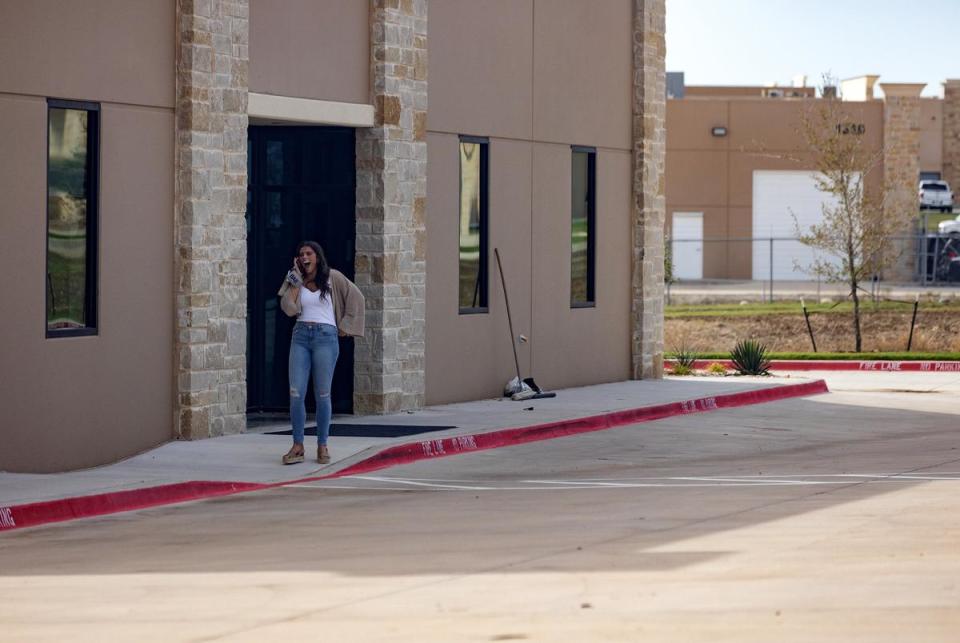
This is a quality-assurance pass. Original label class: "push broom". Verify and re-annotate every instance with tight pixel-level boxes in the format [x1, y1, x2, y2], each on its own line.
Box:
[493, 248, 555, 401]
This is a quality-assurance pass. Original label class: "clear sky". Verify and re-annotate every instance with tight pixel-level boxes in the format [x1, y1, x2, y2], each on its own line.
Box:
[665, 0, 960, 97]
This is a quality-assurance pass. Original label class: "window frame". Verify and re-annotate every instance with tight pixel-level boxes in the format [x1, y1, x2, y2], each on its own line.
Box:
[570, 145, 596, 308]
[458, 135, 490, 315]
[46, 98, 100, 338]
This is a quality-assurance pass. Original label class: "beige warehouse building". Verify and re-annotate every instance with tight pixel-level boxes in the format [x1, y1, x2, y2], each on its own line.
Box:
[0, 0, 667, 472]
[666, 74, 958, 281]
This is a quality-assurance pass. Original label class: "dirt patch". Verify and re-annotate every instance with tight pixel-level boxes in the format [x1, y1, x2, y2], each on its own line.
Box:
[666, 310, 960, 354]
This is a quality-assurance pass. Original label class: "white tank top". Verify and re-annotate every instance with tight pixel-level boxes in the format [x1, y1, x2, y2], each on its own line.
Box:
[299, 284, 336, 327]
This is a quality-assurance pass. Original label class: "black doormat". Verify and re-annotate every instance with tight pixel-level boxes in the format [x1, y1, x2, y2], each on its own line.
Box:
[267, 424, 456, 438]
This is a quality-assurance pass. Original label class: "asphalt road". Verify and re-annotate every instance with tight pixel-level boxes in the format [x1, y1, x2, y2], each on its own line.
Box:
[2, 383, 959, 642]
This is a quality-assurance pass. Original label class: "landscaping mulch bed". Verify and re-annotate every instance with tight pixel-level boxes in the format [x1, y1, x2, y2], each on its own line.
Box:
[666, 309, 960, 354]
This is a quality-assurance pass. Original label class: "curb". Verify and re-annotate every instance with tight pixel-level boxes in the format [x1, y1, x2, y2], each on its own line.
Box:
[0, 481, 269, 534]
[667, 359, 960, 372]
[0, 379, 829, 533]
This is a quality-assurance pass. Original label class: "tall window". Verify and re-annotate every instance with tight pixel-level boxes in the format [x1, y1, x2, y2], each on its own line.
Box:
[47, 100, 99, 336]
[459, 136, 488, 312]
[571, 146, 596, 306]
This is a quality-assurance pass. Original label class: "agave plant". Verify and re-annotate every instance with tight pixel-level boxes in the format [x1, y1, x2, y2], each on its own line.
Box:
[670, 343, 697, 375]
[671, 363, 694, 376]
[730, 339, 772, 375]
[672, 343, 699, 371]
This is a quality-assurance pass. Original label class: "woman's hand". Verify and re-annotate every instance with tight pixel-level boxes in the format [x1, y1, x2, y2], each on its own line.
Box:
[286, 259, 304, 287]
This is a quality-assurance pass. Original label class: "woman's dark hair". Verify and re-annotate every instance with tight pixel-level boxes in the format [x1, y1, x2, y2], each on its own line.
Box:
[297, 240, 331, 297]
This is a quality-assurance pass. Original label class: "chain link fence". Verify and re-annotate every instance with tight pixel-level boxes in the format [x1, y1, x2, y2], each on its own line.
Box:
[667, 233, 960, 304]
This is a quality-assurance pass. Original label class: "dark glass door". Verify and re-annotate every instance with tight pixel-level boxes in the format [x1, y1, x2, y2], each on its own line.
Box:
[247, 126, 356, 414]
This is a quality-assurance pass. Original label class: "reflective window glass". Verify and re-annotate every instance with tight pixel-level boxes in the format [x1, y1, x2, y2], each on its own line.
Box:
[459, 139, 488, 311]
[571, 149, 595, 306]
[47, 104, 98, 334]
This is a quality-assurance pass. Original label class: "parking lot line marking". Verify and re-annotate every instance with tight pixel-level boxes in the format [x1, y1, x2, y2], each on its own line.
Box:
[520, 480, 656, 487]
[526, 479, 844, 487]
[299, 473, 960, 492]
[833, 473, 960, 480]
[669, 476, 834, 485]
[539, 473, 960, 481]
[351, 476, 498, 490]
[287, 483, 417, 491]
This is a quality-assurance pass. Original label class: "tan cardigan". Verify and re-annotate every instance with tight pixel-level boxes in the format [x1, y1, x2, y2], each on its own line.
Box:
[277, 268, 366, 338]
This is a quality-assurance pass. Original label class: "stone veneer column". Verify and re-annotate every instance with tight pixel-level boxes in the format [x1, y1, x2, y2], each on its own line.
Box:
[174, 0, 249, 438]
[354, 0, 428, 414]
[942, 80, 960, 194]
[630, 0, 667, 379]
[879, 83, 924, 282]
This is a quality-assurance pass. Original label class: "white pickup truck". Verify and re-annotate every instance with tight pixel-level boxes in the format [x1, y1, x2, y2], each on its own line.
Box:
[919, 180, 954, 212]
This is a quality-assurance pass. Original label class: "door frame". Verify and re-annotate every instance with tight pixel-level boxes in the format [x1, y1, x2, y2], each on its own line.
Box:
[246, 125, 357, 414]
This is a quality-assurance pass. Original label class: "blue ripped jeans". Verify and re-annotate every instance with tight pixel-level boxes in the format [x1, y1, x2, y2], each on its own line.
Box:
[288, 322, 340, 447]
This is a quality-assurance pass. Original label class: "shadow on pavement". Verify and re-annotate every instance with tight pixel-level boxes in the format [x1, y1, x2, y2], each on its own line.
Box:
[0, 394, 958, 579]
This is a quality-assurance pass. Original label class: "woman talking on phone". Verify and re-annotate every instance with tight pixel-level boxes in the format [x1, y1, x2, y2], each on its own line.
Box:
[277, 241, 365, 465]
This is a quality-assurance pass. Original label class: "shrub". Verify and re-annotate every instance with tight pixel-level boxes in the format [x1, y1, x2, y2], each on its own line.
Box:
[673, 344, 698, 370]
[671, 363, 694, 376]
[730, 339, 772, 375]
[706, 361, 728, 375]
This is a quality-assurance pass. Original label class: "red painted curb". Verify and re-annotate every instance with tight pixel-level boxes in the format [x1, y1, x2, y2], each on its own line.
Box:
[0, 380, 828, 532]
[667, 359, 960, 372]
[0, 480, 270, 534]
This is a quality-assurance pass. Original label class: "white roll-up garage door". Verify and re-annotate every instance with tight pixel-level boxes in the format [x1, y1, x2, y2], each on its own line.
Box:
[752, 170, 850, 281]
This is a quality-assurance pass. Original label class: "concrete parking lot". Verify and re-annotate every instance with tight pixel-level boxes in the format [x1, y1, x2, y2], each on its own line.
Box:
[1, 372, 959, 641]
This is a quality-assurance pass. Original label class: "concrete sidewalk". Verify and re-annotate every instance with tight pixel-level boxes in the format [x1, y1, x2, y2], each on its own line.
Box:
[0, 377, 815, 509]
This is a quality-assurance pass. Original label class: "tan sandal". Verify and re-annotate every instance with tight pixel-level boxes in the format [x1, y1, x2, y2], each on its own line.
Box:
[317, 445, 331, 464]
[282, 446, 305, 465]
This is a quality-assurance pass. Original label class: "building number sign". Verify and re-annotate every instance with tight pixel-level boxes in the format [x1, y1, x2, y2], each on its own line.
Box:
[836, 122, 866, 135]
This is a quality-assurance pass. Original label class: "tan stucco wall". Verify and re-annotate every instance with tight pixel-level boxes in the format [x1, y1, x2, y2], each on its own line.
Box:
[425, 0, 634, 404]
[919, 98, 943, 174]
[0, 97, 174, 473]
[424, 134, 534, 404]
[532, 0, 633, 149]
[249, 0, 369, 104]
[428, 0, 534, 140]
[0, 0, 174, 107]
[685, 86, 816, 99]
[0, 2, 174, 472]
[531, 145, 632, 388]
[429, 0, 632, 148]
[666, 98, 884, 279]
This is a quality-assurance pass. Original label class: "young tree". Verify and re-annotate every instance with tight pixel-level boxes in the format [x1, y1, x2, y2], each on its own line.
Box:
[792, 79, 912, 352]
